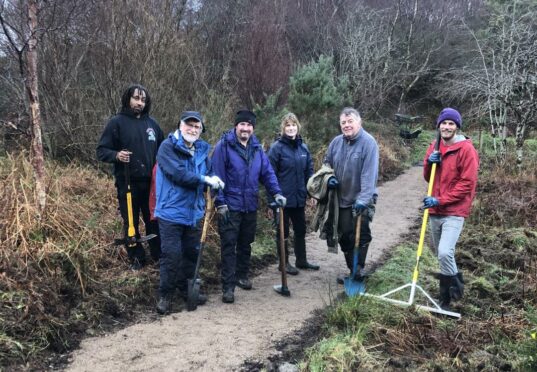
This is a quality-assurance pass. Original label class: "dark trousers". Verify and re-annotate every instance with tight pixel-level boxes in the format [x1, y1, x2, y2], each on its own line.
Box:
[116, 178, 161, 264]
[275, 207, 308, 264]
[218, 211, 257, 291]
[158, 218, 201, 298]
[338, 207, 373, 270]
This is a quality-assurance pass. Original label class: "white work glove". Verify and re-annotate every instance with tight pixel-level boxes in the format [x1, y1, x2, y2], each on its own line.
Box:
[274, 194, 287, 208]
[204, 175, 225, 190]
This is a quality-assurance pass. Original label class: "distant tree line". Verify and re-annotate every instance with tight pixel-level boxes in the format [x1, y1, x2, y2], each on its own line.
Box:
[0, 0, 535, 166]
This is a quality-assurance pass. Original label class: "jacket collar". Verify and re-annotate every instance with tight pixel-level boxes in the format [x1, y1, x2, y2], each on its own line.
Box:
[170, 130, 209, 156]
[279, 135, 302, 148]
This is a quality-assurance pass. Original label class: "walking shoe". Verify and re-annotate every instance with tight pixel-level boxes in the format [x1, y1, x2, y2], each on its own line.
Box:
[222, 289, 235, 303]
[237, 278, 253, 290]
[156, 296, 171, 314]
[279, 263, 299, 275]
[296, 261, 320, 270]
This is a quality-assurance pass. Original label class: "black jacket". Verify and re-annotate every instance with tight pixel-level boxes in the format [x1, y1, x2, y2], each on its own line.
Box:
[268, 136, 314, 208]
[96, 110, 164, 182]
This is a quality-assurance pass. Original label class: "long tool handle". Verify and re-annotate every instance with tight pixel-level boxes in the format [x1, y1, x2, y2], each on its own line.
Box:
[352, 214, 362, 276]
[278, 207, 288, 288]
[193, 190, 214, 279]
[124, 162, 136, 247]
[409, 130, 441, 302]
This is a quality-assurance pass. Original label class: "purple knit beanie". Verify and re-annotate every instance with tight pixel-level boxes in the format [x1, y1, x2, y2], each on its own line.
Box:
[436, 108, 462, 128]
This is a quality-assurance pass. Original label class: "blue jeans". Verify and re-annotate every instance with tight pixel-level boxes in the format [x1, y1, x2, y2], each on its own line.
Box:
[158, 218, 201, 298]
[429, 215, 465, 276]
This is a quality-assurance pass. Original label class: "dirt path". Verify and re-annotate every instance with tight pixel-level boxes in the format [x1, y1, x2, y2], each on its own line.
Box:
[66, 167, 426, 372]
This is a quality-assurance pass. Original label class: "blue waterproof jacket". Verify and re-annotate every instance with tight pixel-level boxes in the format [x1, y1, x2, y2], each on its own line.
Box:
[268, 136, 314, 208]
[154, 130, 211, 226]
[212, 130, 281, 212]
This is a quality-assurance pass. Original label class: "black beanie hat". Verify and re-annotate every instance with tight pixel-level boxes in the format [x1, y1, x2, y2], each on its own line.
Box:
[234, 109, 256, 126]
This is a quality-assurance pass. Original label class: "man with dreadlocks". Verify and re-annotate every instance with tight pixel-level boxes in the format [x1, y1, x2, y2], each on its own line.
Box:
[97, 84, 164, 270]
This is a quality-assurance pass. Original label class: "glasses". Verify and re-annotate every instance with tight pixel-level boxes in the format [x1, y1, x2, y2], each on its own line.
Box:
[184, 122, 203, 131]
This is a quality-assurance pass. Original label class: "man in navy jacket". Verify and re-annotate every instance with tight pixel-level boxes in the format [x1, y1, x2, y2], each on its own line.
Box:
[212, 109, 286, 303]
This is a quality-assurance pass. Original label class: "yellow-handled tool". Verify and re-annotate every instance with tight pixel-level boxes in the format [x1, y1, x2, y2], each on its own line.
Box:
[114, 160, 157, 246]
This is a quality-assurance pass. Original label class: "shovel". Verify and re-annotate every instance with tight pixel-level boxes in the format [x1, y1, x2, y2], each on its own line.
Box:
[344, 214, 366, 296]
[114, 160, 157, 247]
[273, 206, 291, 296]
[187, 190, 214, 311]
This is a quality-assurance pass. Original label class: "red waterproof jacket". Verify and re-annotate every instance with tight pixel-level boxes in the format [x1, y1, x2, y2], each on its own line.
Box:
[423, 136, 479, 218]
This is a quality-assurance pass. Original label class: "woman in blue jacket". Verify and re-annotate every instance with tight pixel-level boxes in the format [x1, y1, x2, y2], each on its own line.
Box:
[268, 113, 319, 274]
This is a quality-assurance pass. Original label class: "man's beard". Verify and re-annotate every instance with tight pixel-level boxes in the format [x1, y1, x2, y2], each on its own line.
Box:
[183, 133, 198, 144]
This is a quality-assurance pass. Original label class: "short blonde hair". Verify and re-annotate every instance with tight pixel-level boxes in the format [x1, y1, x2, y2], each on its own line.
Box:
[280, 113, 301, 136]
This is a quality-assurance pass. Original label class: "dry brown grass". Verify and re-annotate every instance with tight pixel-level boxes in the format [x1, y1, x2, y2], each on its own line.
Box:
[0, 153, 155, 367]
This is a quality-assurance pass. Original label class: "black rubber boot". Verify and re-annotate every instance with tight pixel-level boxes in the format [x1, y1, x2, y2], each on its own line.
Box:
[449, 272, 464, 301]
[295, 235, 320, 271]
[438, 274, 452, 310]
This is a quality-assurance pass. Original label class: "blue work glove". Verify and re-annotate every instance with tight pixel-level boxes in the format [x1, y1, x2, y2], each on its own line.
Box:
[352, 200, 367, 217]
[274, 194, 287, 208]
[427, 151, 441, 165]
[217, 205, 230, 224]
[423, 197, 440, 209]
[327, 177, 339, 189]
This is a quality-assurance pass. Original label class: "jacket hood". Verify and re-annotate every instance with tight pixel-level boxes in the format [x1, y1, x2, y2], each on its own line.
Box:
[119, 108, 150, 119]
[444, 135, 472, 152]
[221, 129, 262, 148]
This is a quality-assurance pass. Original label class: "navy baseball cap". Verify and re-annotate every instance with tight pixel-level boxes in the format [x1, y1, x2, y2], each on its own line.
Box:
[180, 111, 205, 132]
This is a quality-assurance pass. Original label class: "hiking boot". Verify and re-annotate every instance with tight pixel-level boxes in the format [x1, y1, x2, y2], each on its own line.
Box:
[222, 289, 235, 303]
[237, 278, 253, 290]
[156, 296, 172, 314]
[279, 263, 299, 275]
[296, 261, 320, 271]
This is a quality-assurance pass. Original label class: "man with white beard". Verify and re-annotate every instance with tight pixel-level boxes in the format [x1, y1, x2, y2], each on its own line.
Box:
[154, 111, 224, 314]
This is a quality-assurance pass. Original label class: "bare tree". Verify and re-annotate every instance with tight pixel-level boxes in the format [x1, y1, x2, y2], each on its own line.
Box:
[0, 0, 46, 213]
[452, 0, 537, 164]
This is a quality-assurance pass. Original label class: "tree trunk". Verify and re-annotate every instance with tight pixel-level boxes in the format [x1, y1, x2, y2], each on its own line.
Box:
[26, 0, 47, 215]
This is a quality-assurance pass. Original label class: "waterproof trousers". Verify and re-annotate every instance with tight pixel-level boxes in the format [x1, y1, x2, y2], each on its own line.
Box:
[219, 211, 257, 291]
[158, 218, 201, 298]
[338, 207, 373, 270]
[275, 207, 308, 264]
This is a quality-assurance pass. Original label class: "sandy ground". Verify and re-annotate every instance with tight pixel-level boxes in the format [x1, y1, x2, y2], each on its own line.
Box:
[66, 167, 425, 372]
